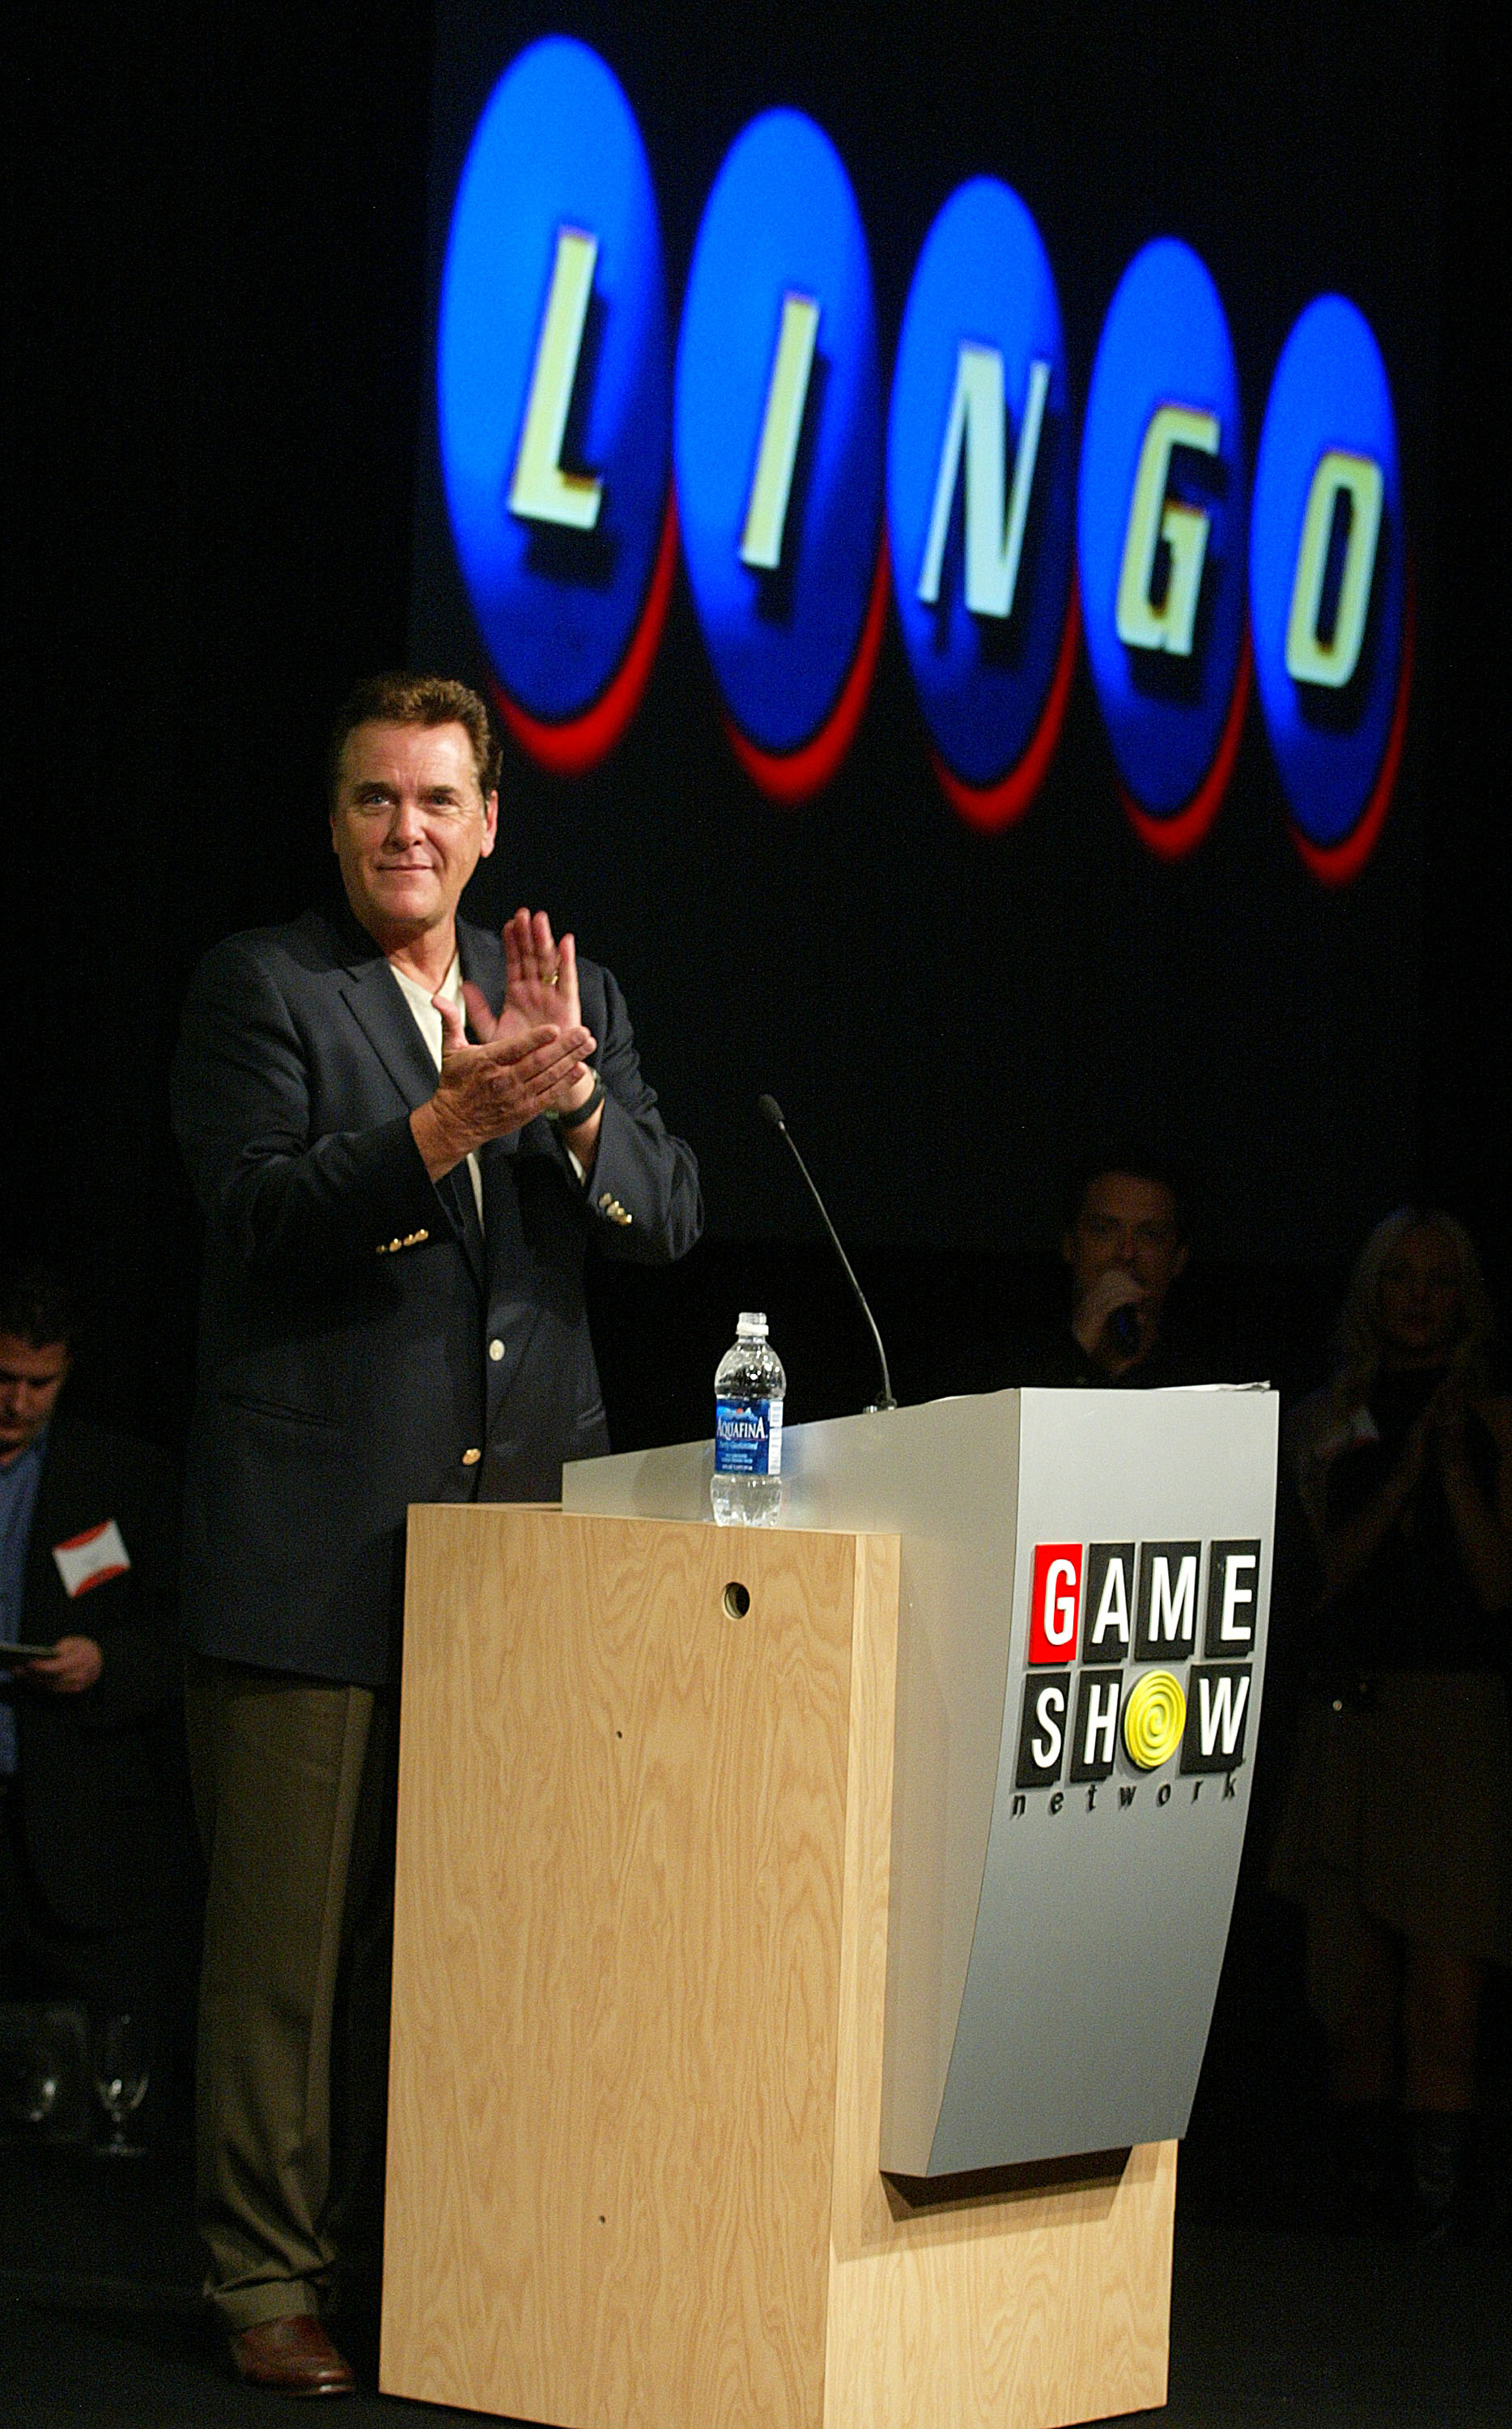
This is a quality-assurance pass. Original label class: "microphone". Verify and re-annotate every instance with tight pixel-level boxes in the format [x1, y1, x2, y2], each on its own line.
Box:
[1108, 1303, 1140, 1357]
[758, 1095, 897, 1413]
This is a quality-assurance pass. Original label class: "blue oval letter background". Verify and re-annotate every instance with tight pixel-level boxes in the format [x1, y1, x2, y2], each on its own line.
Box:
[1250, 293, 1408, 879]
[887, 179, 1076, 827]
[436, 38, 671, 763]
[674, 109, 883, 791]
[1078, 239, 1247, 853]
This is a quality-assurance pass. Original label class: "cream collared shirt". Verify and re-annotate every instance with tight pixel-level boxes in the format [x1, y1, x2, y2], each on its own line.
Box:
[390, 955, 486, 1231]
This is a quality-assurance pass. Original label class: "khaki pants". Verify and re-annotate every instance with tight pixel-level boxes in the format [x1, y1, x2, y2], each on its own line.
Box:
[185, 1657, 396, 2334]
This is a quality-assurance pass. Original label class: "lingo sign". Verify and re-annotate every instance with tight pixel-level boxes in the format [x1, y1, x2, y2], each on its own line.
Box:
[438, 36, 1408, 877]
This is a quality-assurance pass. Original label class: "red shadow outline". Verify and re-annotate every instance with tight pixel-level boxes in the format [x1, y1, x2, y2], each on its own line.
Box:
[495, 489, 679, 777]
[1119, 628, 1251, 862]
[1288, 576, 1414, 887]
[932, 574, 1081, 834]
[724, 533, 891, 805]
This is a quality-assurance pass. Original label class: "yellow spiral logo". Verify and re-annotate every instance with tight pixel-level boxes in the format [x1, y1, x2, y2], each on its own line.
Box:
[1123, 1669, 1187, 1770]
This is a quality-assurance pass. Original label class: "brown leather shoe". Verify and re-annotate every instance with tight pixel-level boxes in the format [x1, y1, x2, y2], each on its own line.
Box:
[227, 2313, 357, 2395]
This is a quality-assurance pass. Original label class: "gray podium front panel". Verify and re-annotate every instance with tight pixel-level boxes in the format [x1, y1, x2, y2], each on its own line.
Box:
[564, 1385, 1277, 2175]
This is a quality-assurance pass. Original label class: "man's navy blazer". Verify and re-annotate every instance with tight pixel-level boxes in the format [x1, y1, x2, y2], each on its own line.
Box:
[171, 903, 702, 1687]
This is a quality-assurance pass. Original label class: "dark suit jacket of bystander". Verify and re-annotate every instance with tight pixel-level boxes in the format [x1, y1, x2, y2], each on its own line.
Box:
[7, 1419, 180, 1938]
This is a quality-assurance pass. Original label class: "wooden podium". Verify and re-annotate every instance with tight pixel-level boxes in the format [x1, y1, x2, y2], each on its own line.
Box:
[381, 1502, 1173, 2429]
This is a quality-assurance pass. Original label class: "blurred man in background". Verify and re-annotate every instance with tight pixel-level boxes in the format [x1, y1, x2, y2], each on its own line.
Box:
[1026, 1152, 1199, 1387]
[0, 1261, 181, 2051]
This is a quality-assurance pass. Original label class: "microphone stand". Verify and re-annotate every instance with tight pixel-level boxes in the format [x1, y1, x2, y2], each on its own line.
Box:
[758, 1095, 897, 1413]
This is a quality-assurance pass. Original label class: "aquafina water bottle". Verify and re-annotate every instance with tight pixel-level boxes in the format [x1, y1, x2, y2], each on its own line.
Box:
[710, 1312, 785, 1525]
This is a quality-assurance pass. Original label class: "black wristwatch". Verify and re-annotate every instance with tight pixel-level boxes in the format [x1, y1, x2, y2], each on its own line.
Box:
[550, 1073, 605, 1129]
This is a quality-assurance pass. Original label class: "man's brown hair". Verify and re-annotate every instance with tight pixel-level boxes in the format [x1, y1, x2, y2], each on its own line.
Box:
[0, 1258, 79, 1351]
[327, 673, 502, 804]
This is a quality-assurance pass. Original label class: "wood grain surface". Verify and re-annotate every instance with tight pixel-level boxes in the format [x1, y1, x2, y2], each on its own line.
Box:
[382, 1508, 1171, 2429]
[384, 1507, 873, 2429]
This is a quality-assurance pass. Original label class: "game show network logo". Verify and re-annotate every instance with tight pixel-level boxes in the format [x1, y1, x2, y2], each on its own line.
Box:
[435, 36, 1410, 874]
[1014, 1537, 1260, 1806]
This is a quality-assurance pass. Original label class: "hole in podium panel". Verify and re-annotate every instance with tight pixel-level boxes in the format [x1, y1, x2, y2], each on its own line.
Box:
[882, 2146, 1132, 2218]
[722, 1581, 751, 1619]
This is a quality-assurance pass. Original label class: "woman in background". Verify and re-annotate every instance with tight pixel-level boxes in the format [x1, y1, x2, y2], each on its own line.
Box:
[1275, 1209, 1512, 2235]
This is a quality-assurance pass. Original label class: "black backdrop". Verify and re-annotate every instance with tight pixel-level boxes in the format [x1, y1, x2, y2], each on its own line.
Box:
[4, 1, 1510, 1457]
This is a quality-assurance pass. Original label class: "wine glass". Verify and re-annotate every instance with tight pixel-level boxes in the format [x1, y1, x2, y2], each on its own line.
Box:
[91, 2013, 148, 2157]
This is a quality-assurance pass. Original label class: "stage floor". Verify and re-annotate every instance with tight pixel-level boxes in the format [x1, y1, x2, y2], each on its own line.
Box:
[0, 2138, 1507, 2428]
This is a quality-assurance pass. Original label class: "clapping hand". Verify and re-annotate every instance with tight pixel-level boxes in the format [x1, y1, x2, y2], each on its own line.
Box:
[463, 909, 599, 1125]
[1425, 1369, 1471, 1469]
[1396, 1370, 1470, 1496]
[410, 975, 594, 1184]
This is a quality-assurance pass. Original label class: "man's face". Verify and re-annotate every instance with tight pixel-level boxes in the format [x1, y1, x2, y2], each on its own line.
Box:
[330, 720, 497, 947]
[1064, 1172, 1187, 1319]
[0, 1334, 70, 1464]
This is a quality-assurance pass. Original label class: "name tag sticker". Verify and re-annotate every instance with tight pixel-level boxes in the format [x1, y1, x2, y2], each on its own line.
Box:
[53, 1521, 130, 1599]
